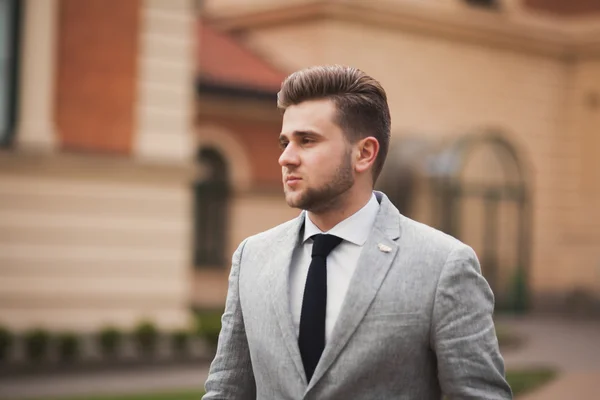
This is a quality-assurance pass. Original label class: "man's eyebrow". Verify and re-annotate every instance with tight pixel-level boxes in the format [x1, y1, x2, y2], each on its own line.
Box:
[279, 130, 320, 140]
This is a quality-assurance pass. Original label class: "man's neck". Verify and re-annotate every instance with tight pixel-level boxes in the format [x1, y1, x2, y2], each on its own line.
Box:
[307, 190, 372, 232]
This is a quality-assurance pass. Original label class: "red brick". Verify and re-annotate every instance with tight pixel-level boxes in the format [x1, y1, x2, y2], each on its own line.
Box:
[56, 0, 140, 154]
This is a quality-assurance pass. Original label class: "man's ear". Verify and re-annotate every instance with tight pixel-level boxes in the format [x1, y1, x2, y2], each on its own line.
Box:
[354, 137, 379, 174]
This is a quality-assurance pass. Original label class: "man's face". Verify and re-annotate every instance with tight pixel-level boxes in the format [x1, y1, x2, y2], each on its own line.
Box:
[279, 99, 355, 212]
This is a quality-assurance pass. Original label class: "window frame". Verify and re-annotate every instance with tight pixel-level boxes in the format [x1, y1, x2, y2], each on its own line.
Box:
[193, 147, 230, 268]
[0, 0, 22, 147]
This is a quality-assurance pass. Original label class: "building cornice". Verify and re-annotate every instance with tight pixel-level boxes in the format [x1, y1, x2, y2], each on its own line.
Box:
[197, 92, 282, 124]
[0, 149, 194, 185]
[210, 1, 600, 60]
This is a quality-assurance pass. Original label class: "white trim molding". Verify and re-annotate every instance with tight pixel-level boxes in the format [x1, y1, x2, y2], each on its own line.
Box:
[134, 0, 196, 164]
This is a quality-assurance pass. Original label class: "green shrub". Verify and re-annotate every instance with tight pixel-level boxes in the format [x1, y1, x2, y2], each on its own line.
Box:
[565, 287, 599, 317]
[194, 310, 223, 348]
[0, 326, 13, 362]
[171, 329, 191, 356]
[506, 367, 557, 396]
[495, 325, 524, 351]
[24, 328, 51, 362]
[97, 326, 123, 358]
[508, 266, 528, 313]
[133, 321, 159, 357]
[56, 332, 80, 362]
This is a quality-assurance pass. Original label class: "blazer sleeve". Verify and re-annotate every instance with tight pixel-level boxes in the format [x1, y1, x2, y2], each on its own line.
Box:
[431, 244, 513, 399]
[203, 239, 256, 400]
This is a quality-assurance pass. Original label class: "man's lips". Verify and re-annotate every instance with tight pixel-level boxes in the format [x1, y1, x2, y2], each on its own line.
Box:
[285, 176, 302, 186]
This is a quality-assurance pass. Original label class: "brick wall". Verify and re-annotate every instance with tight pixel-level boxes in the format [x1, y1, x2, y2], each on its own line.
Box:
[0, 156, 192, 331]
[199, 116, 284, 187]
[56, 0, 140, 153]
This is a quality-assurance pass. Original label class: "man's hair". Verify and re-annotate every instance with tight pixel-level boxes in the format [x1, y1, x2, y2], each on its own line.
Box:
[277, 65, 391, 183]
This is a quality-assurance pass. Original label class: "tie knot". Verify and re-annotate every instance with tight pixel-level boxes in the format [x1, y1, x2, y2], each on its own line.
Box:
[311, 234, 342, 258]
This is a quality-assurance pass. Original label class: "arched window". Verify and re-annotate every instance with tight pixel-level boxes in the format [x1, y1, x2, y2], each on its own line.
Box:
[193, 147, 229, 267]
[378, 131, 531, 313]
[430, 132, 530, 313]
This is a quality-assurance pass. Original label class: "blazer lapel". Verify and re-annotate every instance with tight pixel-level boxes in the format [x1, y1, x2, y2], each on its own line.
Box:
[307, 194, 402, 391]
[264, 212, 308, 385]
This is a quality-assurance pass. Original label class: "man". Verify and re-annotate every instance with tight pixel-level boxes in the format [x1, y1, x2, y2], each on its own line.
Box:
[203, 65, 512, 399]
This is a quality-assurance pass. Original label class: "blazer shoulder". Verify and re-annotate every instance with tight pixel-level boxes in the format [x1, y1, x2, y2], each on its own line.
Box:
[243, 213, 303, 248]
[398, 214, 470, 257]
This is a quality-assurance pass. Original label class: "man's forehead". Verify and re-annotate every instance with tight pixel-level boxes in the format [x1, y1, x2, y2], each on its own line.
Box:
[283, 98, 336, 116]
[281, 100, 338, 132]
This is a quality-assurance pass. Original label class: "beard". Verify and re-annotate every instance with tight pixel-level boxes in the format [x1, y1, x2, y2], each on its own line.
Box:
[284, 150, 354, 213]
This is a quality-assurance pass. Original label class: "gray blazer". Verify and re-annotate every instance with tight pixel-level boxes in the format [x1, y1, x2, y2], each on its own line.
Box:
[204, 192, 512, 399]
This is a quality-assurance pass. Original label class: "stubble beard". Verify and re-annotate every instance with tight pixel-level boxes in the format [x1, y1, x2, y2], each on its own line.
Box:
[284, 150, 355, 213]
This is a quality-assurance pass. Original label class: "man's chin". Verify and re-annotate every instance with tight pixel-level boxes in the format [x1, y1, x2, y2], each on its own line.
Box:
[284, 192, 305, 210]
[284, 197, 302, 210]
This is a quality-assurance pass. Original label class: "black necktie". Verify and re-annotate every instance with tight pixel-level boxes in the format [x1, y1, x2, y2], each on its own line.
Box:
[299, 233, 343, 382]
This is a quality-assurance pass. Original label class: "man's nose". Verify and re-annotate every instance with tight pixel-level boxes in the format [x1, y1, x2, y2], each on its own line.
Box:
[279, 143, 300, 167]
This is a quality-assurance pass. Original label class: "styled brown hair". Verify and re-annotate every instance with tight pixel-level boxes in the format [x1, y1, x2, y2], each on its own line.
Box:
[277, 65, 391, 183]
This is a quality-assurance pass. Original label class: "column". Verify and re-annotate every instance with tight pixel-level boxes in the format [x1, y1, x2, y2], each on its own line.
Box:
[15, 0, 59, 151]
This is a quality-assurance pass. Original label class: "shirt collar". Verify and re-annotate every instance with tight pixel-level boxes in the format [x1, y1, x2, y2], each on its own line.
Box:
[303, 193, 380, 246]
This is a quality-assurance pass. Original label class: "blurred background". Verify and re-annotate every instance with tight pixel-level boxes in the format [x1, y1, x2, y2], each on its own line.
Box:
[0, 0, 599, 399]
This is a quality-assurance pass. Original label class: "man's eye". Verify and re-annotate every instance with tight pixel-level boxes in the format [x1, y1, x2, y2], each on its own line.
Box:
[301, 137, 314, 145]
[279, 142, 288, 150]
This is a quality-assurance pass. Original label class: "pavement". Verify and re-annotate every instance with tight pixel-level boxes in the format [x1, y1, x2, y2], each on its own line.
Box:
[518, 372, 600, 400]
[0, 365, 210, 399]
[0, 316, 599, 399]
[499, 315, 600, 399]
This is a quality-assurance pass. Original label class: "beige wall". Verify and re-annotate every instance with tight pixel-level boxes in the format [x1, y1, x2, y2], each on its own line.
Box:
[228, 193, 300, 256]
[0, 156, 193, 331]
[566, 60, 600, 228]
[203, 0, 320, 17]
[203, 0, 505, 18]
[134, 0, 196, 163]
[229, 13, 600, 301]
[560, 59, 600, 293]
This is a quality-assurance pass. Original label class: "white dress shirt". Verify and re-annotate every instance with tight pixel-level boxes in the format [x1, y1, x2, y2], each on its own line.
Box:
[289, 193, 380, 343]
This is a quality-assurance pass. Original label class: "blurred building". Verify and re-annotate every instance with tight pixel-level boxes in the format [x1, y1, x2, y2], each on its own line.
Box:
[0, 0, 198, 331]
[200, 0, 600, 314]
[0, 0, 297, 333]
[1, 0, 599, 335]
[191, 21, 298, 308]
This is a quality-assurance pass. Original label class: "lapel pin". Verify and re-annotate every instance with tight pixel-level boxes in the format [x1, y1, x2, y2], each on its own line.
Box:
[378, 243, 392, 253]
